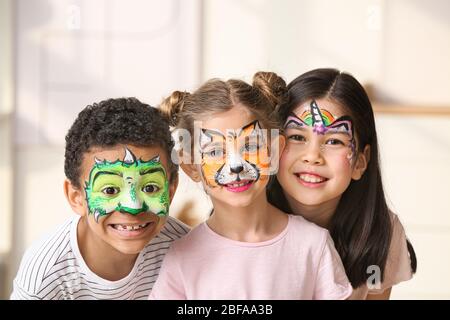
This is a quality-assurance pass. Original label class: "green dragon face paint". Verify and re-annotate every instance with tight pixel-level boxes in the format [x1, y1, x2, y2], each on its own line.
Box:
[84, 148, 170, 222]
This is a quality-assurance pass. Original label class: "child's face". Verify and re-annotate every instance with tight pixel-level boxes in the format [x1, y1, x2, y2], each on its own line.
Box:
[192, 104, 272, 208]
[72, 144, 175, 255]
[278, 98, 363, 207]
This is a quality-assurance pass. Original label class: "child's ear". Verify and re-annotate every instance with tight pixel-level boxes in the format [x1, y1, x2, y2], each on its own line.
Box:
[180, 163, 202, 182]
[168, 175, 179, 203]
[63, 179, 86, 216]
[352, 145, 371, 180]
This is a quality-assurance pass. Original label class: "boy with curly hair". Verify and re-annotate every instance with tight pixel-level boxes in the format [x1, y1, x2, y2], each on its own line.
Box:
[11, 97, 189, 299]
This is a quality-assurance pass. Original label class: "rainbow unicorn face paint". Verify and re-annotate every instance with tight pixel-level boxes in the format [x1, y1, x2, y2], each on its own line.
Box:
[84, 147, 170, 222]
[284, 100, 356, 162]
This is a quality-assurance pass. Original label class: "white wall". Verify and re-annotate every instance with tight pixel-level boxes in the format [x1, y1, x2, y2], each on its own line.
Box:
[14, 0, 202, 145]
[377, 115, 450, 299]
[0, 0, 14, 299]
[203, 0, 450, 105]
[381, 0, 450, 105]
[203, 0, 385, 82]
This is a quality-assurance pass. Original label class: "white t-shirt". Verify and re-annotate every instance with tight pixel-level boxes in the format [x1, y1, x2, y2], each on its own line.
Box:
[150, 214, 353, 300]
[11, 215, 189, 300]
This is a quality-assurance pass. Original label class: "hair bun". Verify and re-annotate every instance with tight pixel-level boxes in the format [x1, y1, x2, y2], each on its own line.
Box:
[159, 91, 190, 126]
[252, 71, 287, 110]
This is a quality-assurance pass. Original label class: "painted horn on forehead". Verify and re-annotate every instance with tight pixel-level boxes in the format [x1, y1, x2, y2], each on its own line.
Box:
[310, 100, 325, 126]
[150, 155, 160, 163]
[123, 147, 136, 164]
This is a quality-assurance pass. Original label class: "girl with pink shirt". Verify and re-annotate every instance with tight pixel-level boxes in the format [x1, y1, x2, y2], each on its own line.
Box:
[149, 72, 353, 299]
[268, 68, 417, 299]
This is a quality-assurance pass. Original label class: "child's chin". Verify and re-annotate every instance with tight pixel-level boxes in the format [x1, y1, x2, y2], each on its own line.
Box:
[113, 241, 149, 255]
[108, 232, 158, 255]
[295, 196, 327, 207]
[219, 195, 255, 208]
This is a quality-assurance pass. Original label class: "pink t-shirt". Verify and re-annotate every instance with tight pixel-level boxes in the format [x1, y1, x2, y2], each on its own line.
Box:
[149, 214, 352, 300]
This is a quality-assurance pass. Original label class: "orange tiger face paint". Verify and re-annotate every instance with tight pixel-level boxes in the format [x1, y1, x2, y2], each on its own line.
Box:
[199, 120, 270, 193]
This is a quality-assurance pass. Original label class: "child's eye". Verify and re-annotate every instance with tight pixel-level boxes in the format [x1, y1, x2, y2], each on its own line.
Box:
[102, 187, 120, 195]
[205, 149, 224, 158]
[325, 138, 344, 146]
[142, 184, 160, 193]
[288, 134, 306, 142]
[244, 144, 259, 152]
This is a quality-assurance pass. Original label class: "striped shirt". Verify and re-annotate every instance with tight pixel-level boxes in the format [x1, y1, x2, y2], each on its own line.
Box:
[10, 215, 189, 300]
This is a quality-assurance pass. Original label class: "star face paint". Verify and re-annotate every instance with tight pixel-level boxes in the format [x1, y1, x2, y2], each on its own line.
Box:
[198, 120, 270, 192]
[84, 148, 170, 222]
[284, 100, 356, 162]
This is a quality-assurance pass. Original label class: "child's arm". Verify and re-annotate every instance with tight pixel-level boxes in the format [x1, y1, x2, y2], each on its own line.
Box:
[9, 251, 46, 300]
[10, 278, 43, 300]
[149, 245, 186, 300]
[366, 288, 392, 300]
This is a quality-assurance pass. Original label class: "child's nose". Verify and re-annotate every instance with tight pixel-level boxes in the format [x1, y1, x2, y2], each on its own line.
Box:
[230, 165, 244, 174]
[122, 185, 144, 209]
[301, 141, 324, 165]
[125, 197, 143, 209]
[228, 152, 244, 174]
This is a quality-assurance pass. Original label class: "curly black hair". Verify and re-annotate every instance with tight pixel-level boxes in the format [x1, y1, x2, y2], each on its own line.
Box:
[64, 97, 178, 189]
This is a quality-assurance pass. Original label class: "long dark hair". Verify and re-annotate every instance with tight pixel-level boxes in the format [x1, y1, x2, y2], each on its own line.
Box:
[268, 68, 417, 288]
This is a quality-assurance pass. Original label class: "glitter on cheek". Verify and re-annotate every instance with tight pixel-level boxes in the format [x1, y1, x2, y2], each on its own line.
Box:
[334, 154, 354, 179]
[346, 152, 354, 166]
[346, 141, 356, 166]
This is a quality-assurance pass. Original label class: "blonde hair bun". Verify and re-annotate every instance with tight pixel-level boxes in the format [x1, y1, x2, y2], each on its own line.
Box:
[159, 91, 190, 126]
[252, 71, 287, 110]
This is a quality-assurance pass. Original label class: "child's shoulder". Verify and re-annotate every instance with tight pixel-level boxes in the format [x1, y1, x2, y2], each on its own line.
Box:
[389, 211, 405, 230]
[12, 216, 77, 296]
[387, 211, 410, 247]
[155, 216, 190, 242]
[161, 220, 209, 253]
[285, 214, 332, 251]
[288, 214, 329, 237]
[21, 216, 76, 263]
[387, 210, 411, 256]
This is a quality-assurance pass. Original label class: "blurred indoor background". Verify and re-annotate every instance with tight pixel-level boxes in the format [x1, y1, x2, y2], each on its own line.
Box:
[1, 0, 449, 299]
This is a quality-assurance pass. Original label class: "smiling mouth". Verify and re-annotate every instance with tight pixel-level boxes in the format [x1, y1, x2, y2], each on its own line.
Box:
[295, 173, 328, 184]
[222, 180, 255, 192]
[110, 222, 152, 231]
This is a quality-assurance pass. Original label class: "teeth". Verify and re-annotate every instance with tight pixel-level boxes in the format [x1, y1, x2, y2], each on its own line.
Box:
[299, 174, 326, 183]
[228, 181, 251, 188]
[114, 223, 149, 231]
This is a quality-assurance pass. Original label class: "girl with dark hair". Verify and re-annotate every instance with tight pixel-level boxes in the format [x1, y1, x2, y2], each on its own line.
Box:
[268, 68, 417, 299]
[149, 72, 353, 299]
